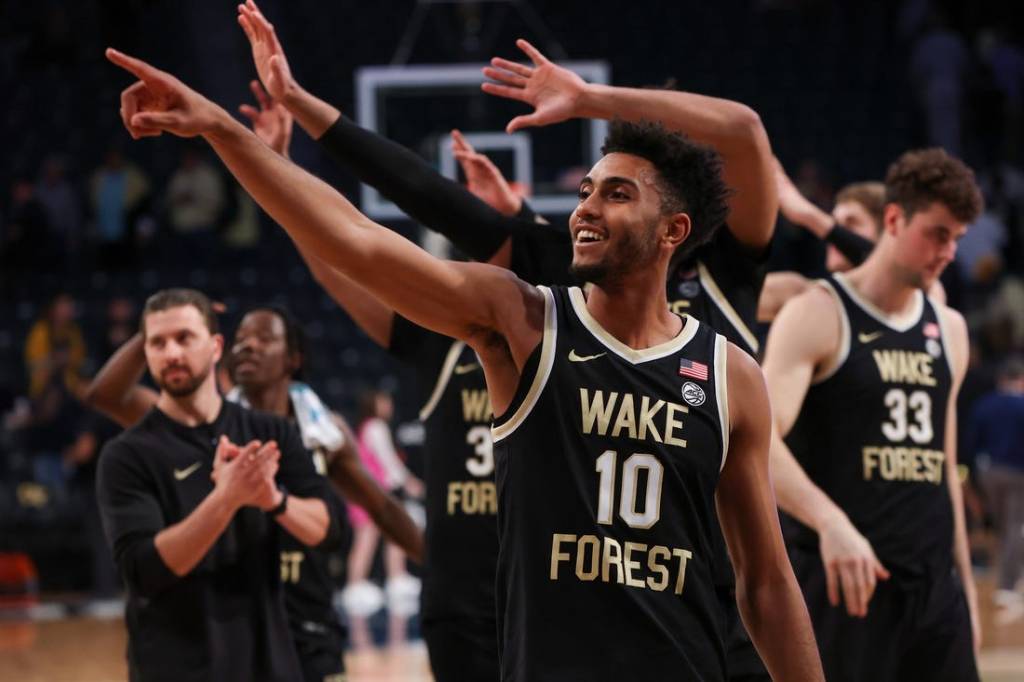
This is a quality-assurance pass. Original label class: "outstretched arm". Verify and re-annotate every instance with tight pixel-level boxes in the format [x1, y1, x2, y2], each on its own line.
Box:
[83, 332, 158, 428]
[762, 286, 890, 618]
[717, 344, 824, 682]
[237, 1, 542, 263]
[106, 49, 541, 412]
[328, 414, 424, 563]
[483, 39, 776, 250]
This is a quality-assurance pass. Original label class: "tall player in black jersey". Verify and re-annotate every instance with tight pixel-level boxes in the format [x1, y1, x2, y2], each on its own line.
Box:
[85, 306, 423, 682]
[105, 47, 823, 681]
[762, 148, 984, 681]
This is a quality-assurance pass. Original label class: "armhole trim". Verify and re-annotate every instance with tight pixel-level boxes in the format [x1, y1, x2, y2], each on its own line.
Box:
[811, 279, 851, 384]
[697, 261, 760, 355]
[932, 301, 957, 378]
[714, 334, 730, 472]
[492, 287, 557, 443]
[418, 340, 465, 421]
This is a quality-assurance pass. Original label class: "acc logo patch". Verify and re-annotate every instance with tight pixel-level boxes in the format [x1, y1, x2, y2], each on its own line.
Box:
[681, 381, 706, 407]
[925, 338, 943, 358]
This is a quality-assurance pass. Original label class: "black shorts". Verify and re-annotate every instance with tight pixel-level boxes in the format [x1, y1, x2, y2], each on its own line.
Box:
[791, 548, 979, 682]
[719, 587, 770, 682]
[293, 632, 346, 682]
[422, 615, 499, 682]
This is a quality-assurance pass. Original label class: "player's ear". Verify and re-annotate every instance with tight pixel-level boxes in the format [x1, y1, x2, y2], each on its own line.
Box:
[211, 333, 225, 363]
[665, 211, 691, 251]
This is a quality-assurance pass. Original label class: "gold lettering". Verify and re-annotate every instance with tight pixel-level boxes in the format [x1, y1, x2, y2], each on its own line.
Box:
[461, 389, 492, 422]
[873, 350, 937, 387]
[576, 535, 601, 581]
[672, 548, 693, 595]
[624, 542, 646, 588]
[551, 534, 575, 580]
[581, 389, 618, 436]
[638, 396, 665, 443]
[602, 537, 624, 584]
[862, 446, 945, 484]
[664, 402, 688, 448]
[611, 394, 638, 439]
[647, 546, 671, 592]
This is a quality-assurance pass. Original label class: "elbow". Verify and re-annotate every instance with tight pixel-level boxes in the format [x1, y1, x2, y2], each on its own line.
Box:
[725, 105, 770, 154]
[81, 380, 107, 410]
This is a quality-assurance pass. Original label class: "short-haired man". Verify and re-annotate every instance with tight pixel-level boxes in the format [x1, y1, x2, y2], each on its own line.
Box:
[763, 148, 984, 681]
[96, 288, 332, 682]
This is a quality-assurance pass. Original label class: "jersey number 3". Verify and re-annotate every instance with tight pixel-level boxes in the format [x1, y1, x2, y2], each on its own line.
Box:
[595, 450, 665, 529]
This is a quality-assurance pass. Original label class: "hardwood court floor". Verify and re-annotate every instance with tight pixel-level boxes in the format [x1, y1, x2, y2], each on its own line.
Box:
[4, 578, 1024, 681]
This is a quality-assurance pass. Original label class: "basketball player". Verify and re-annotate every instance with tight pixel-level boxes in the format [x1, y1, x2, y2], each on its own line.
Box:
[105, 48, 823, 680]
[95, 289, 331, 682]
[762, 148, 983, 681]
[86, 305, 424, 682]
[758, 160, 945, 322]
[235, 57, 505, 680]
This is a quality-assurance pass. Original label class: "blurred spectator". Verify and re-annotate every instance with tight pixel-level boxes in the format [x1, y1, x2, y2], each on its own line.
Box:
[971, 357, 1024, 611]
[3, 177, 51, 271]
[35, 155, 81, 264]
[165, 146, 225, 264]
[90, 147, 150, 270]
[909, 10, 968, 155]
[978, 28, 1024, 164]
[24, 293, 86, 400]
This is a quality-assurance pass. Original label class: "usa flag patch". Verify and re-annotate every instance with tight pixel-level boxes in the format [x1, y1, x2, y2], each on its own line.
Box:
[924, 322, 940, 339]
[678, 358, 708, 381]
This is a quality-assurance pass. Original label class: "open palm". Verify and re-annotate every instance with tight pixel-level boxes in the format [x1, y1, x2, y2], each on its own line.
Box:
[237, 0, 294, 102]
[481, 39, 586, 133]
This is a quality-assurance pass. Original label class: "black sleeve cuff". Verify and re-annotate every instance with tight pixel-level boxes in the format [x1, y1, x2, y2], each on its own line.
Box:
[824, 224, 875, 266]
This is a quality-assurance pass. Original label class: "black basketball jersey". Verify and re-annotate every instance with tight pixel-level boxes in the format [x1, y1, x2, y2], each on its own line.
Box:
[668, 228, 767, 360]
[493, 286, 730, 682]
[787, 273, 955, 574]
[390, 316, 498, 622]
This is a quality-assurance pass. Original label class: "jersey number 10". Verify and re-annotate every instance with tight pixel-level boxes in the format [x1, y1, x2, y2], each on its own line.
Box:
[595, 450, 665, 529]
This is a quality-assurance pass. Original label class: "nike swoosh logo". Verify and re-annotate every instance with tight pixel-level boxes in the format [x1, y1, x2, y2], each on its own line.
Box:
[568, 349, 607, 363]
[173, 462, 202, 481]
[454, 363, 480, 375]
[858, 331, 884, 344]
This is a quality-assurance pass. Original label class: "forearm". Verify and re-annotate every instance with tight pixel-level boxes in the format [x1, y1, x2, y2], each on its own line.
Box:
[314, 114, 518, 261]
[366, 489, 424, 563]
[293, 238, 395, 348]
[154, 489, 236, 576]
[275, 495, 329, 547]
[771, 430, 848, 533]
[280, 82, 340, 139]
[577, 84, 761, 151]
[738, 570, 824, 681]
[83, 332, 151, 427]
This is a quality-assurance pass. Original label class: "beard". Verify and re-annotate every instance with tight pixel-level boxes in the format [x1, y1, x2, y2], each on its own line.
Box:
[569, 219, 661, 288]
[156, 363, 212, 398]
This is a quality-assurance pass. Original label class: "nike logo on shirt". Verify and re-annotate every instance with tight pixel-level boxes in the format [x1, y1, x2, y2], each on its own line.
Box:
[174, 462, 202, 481]
[568, 350, 607, 363]
[858, 331, 884, 344]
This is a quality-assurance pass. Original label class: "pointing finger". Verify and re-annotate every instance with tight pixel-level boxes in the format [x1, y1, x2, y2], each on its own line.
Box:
[106, 48, 162, 84]
[515, 38, 549, 66]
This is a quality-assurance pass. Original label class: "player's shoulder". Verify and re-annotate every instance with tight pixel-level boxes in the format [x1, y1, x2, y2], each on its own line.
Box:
[772, 279, 841, 339]
[931, 298, 967, 337]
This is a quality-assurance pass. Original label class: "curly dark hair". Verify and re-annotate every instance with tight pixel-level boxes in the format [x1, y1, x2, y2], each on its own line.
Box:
[885, 148, 983, 224]
[600, 119, 731, 259]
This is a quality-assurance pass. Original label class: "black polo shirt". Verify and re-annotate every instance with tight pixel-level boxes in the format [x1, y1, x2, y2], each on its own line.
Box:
[96, 400, 331, 682]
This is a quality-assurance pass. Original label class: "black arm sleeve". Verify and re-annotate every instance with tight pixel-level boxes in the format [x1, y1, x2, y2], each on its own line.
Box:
[96, 442, 179, 597]
[824, 224, 875, 266]
[318, 115, 535, 261]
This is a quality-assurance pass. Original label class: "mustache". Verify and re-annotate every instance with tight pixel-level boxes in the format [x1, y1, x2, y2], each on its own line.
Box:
[161, 364, 193, 378]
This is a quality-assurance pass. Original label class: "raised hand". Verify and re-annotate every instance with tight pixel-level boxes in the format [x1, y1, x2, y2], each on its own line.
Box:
[106, 48, 226, 139]
[773, 157, 833, 236]
[818, 513, 890, 618]
[239, 79, 294, 157]
[450, 129, 522, 216]
[213, 436, 281, 510]
[481, 39, 587, 133]
[237, 0, 295, 102]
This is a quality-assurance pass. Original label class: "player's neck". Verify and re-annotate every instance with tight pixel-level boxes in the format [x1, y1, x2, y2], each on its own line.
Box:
[844, 250, 920, 316]
[157, 379, 223, 427]
[586, 270, 680, 350]
[242, 380, 291, 417]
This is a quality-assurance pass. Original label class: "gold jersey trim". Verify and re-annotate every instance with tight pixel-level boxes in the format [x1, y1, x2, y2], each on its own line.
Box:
[833, 272, 924, 332]
[714, 334, 730, 472]
[419, 340, 466, 421]
[932, 300, 957, 378]
[696, 261, 760, 355]
[568, 287, 699, 364]
[811, 279, 852, 385]
[492, 286, 557, 443]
